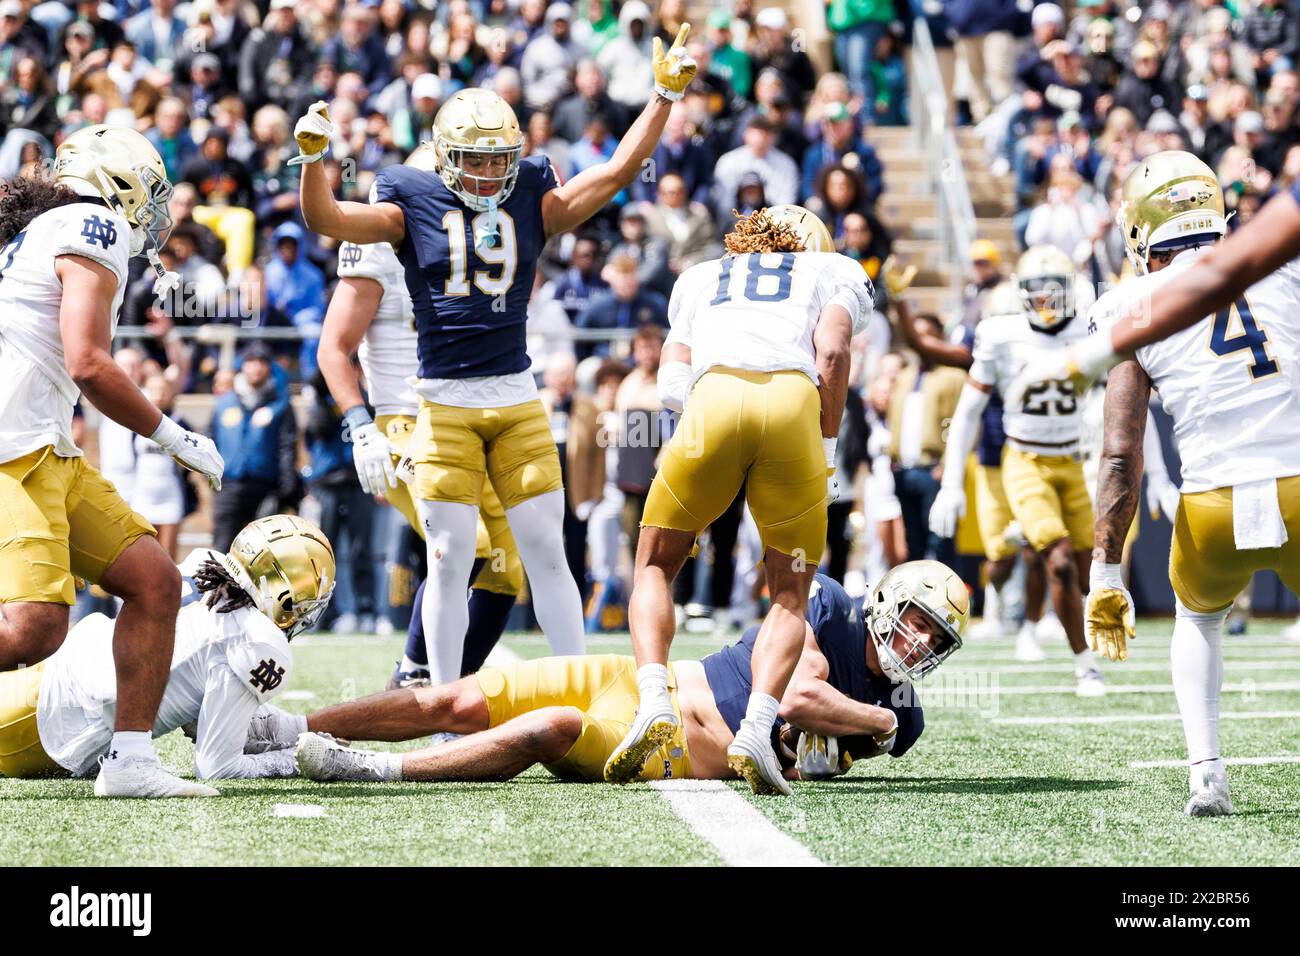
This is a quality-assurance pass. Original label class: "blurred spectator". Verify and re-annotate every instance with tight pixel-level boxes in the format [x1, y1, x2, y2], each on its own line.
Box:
[123, 0, 184, 73]
[1, 55, 58, 142]
[1082, 15, 1122, 96]
[1, 2, 48, 83]
[642, 171, 721, 271]
[265, 222, 326, 378]
[888, 314, 965, 563]
[826, 0, 894, 109]
[60, 0, 125, 53]
[568, 115, 618, 188]
[491, 66, 526, 120]
[303, 368, 377, 633]
[751, 7, 816, 105]
[1184, 7, 1254, 89]
[575, 253, 668, 361]
[539, 351, 592, 598]
[627, 100, 711, 203]
[209, 344, 298, 553]
[609, 203, 673, 299]
[146, 96, 198, 183]
[1024, 156, 1108, 268]
[553, 57, 631, 142]
[574, 0, 619, 57]
[182, 126, 256, 272]
[1113, 39, 1181, 127]
[525, 110, 571, 175]
[545, 234, 607, 323]
[432, 9, 487, 90]
[134, 371, 192, 560]
[526, 270, 575, 372]
[1067, 0, 1135, 59]
[597, 0, 653, 110]
[961, 239, 1003, 330]
[1256, 86, 1300, 174]
[55, 21, 113, 112]
[805, 162, 874, 238]
[211, 95, 257, 165]
[521, 1, 577, 113]
[187, 51, 228, 121]
[944, 0, 1018, 123]
[800, 100, 884, 203]
[611, 324, 665, 559]
[713, 114, 798, 222]
[583, 358, 629, 628]
[239, 0, 314, 112]
[705, 10, 752, 101]
[320, 5, 391, 99]
[869, 29, 909, 126]
[250, 104, 301, 234]
[839, 209, 892, 301]
[759, 85, 811, 162]
[168, 181, 224, 270]
[1179, 82, 1232, 163]
[1245, 0, 1300, 90]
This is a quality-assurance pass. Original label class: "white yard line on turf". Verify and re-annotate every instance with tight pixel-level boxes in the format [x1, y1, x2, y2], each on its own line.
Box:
[995, 710, 1300, 726]
[974, 680, 1300, 696]
[649, 780, 824, 867]
[947, 661, 1300, 674]
[1130, 755, 1300, 769]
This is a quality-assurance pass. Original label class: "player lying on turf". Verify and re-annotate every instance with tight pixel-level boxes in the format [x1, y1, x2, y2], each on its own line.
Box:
[288, 563, 966, 788]
[1082, 152, 1300, 816]
[292, 27, 696, 688]
[0, 516, 333, 784]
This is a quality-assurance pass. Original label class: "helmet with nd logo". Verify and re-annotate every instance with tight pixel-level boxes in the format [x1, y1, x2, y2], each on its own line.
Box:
[1015, 245, 1078, 333]
[865, 560, 968, 683]
[432, 89, 524, 211]
[224, 516, 336, 639]
[1117, 150, 1226, 275]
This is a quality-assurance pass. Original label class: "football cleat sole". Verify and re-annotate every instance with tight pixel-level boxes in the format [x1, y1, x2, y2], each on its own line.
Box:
[727, 752, 792, 797]
[603, 718, 676, 784]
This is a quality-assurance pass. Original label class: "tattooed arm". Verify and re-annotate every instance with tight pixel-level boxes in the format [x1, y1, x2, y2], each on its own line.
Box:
[1093, 359, 1152, 563]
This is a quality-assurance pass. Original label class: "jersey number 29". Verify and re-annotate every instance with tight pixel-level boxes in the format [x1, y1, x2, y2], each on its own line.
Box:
[711, 252, 795, 305]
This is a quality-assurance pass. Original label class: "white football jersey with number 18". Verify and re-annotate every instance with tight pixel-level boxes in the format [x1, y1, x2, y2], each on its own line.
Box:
[1088, 246, 1300, 494]
[336, 240, 420, 417]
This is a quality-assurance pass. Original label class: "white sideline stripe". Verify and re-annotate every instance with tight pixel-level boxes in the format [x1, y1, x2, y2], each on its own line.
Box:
[1130, 755, 1300, 769]
[976, 681, 1300, 696]
[995, 710, 1300, 726]
[280, 690, 316, 701]
[273, 803, 327, 818]
[947, 661, 1300, 674]
[649, 780, 824, 867]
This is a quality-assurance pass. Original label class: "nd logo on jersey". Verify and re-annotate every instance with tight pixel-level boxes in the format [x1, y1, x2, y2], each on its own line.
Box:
[80, 215, 117, 249]
[340, 243, 364, 268]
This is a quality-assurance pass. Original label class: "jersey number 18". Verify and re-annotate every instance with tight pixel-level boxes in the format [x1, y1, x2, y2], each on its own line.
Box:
[711, 252, 795, 305]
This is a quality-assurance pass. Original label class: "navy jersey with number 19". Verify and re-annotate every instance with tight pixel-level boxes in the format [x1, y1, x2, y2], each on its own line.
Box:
[372, 155, 558, 381]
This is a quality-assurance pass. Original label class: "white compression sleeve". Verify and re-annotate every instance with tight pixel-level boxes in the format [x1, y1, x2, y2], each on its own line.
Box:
[505, 489, 585, 656]
[940, 384, 991, 488]
[416, 498, 480, 684]
[1171, 600, 1228, 765]
[1142, 409, 1170, 484]
[657, 360, 692, 413]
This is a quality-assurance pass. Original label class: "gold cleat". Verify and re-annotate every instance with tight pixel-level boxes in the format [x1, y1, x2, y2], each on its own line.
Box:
[603, 713, 677, 784]
[726, 733, 793, 796]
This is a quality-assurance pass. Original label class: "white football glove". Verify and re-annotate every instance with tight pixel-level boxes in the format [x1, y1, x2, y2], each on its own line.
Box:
[1087, 561, 1136, 662]
[350, 421, 398, 495]
[795, 732, 851, 780]
[1145, 474, 1181, 522]
[928, 484, 966, 539]
[288, 101, 334, 166]
[151, 414, 224, 491]
[824, 436, 840, 504]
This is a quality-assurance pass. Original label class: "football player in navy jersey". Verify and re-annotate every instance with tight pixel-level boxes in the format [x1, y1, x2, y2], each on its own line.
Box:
[291, 28, 697, 686]
[289, 562, 968, 788]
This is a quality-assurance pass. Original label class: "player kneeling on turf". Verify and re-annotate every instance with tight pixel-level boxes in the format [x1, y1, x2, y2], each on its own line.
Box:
[0, 516, 334, 783]
[290, 562, 966, 787]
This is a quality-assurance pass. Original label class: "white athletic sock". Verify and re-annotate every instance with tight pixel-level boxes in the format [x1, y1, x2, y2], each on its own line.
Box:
[1018, 620, 1036, 641]
[1171, 600, 1227, 765]
[984, 583, 1002, 622]
[1073, 646, 1096, 676]
[416, 499, 480, 685]
[740, 692, 780, 737]
[105, 731, 155, 766]
[370, 752, 404, 781]
[399, 655, 425, 674]
[637, 663, 670, 712]
[505, 489, 585, 656]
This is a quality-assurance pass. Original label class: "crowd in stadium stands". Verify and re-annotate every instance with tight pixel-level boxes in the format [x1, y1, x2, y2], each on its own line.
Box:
[6, 0, 1295, 631]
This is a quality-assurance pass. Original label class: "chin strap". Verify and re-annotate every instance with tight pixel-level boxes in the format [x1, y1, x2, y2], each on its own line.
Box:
[147, 246, 182, 298]
[474, 196, 500, 250]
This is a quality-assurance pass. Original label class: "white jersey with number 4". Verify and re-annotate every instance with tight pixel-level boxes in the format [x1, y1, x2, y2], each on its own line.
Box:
[336, 240, 419, 417]
[0, 202, 130, 463]
[1089, 247, 1300, 494]
[666, 251, 875, 387]
[36, 549, 297, 780]
[969, 306, 1094, 453]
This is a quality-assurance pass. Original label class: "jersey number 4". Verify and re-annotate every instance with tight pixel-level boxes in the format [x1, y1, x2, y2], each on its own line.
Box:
[442, 210, 517, 297]
[711, 252, 795, 305]
[1209, 295, 1279, 381]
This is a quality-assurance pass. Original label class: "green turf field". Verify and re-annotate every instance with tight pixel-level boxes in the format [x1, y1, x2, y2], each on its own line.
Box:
[4, 621, 1299, 866]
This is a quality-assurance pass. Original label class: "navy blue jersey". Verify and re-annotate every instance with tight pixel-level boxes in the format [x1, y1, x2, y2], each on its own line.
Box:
[700, 574, 924, 759]
[372, 155, 558, 380]
[956, 324, 1007, 466]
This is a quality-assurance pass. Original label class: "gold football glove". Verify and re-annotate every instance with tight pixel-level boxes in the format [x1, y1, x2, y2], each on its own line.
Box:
[795, 732, 854, 780]
[882, 255, 918, 297]
[288, 101, 333, 166]
[653, 23, 697, 101]
[1086, 587, 1136, 662]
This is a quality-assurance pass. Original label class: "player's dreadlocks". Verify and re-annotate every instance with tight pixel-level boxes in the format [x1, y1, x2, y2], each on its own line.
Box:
[723, 208, 808, 256]
[192, 557, 257, 615]
[0, 174, 85, 245]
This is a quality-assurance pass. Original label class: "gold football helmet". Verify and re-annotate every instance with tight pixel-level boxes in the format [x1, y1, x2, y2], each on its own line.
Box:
[865, 560, 968, 683]
[224, 515, 336, 639]
[1117, 150, 1226, 274]
[984, 279, 1026, 321]
[432, 89, 524, 211]
[1014, 245, 1077, 333]
[54, 124, 174, 257]
[763, 203, 835, 252]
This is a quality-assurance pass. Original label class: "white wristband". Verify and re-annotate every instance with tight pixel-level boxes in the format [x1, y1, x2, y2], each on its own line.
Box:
[150, 413, 182, 448]
[654, 85, 684, 102]
[1074, 329, 1121, 380]
[1089, 561, 1125, 592]
[823, 436, 838, 470]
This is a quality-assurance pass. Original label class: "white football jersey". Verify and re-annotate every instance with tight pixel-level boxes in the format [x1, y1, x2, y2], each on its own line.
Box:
[666, 251, 875, 387]
[0, 203, 130, 463]
[969, 306, 1094, 453]
[1089, 247, 1300, 493]
[37, 549, 297, 780]
[337, 240, 420, 417]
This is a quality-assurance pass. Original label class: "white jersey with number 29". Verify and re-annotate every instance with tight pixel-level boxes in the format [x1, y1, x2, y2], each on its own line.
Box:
[1088, 246, 1300, 494]
[666, 251, 875, 388]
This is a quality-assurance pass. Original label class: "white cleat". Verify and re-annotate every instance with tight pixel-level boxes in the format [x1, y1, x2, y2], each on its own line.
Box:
[1186, 763, 1234, 817]
[727, 727, 792, 796]
[94, 755, 219, 798]
[1035, 613, 1067, 643]
[295, 732, 391, 782]
[1075, 667, 1106, 698]
[969, 617, 1008, 641]
[603, 705, 678, 784]
[1014, 630, 1046, 662]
